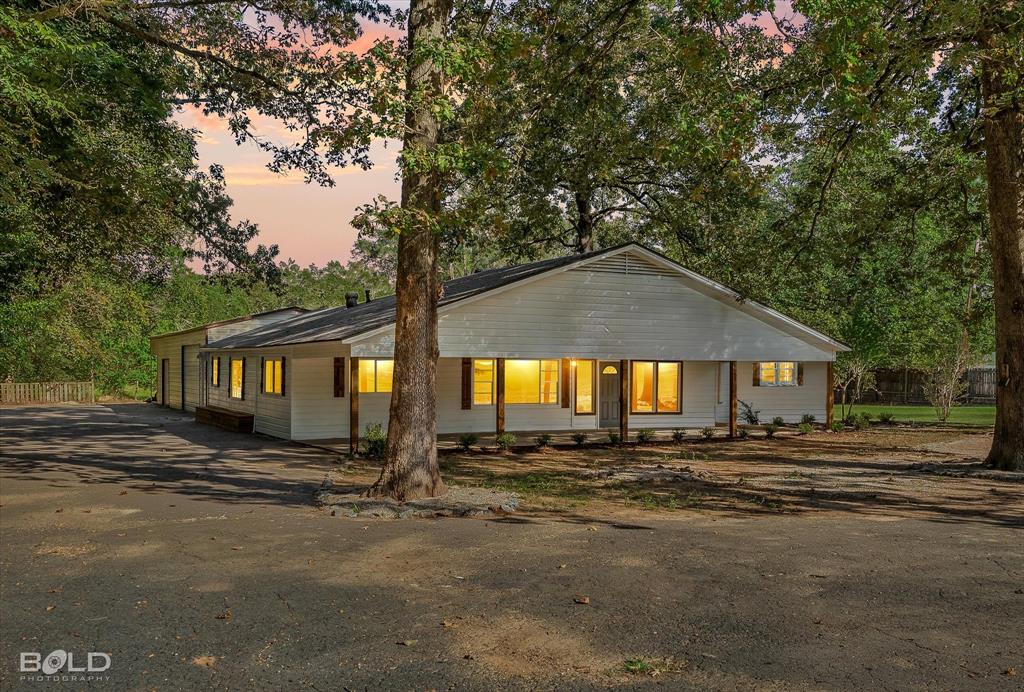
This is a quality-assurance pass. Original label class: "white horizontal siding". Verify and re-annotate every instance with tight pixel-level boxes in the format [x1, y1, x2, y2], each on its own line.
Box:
[735, 361, 828, 424]
[291, 355, 347, 441]
[349, 251, 835, 362]
[183, 345, 201, 412]
[201, 349, 292, 439]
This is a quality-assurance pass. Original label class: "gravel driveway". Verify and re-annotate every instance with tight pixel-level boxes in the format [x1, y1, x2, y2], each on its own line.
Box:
[1, 404, 1021, 690]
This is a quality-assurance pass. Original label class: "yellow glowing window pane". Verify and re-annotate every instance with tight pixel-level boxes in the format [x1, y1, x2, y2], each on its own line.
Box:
[601, 365, 618, 375]
[506, 360, 540, 404]
[778, 361, 795, 385]
[575, 360, 594, 414]
[541, 359, 558, 404]
[631, 361, 654, 412]
[264, 360, 274, 393]
[473, 359, 494, 405]
[657, 362, 680, 412]
[760, 361, 777, 385]
[211, 358, 219, 386]
[230, 359, 244, 399]
[359, 359, 376, 392]
[262, 359, 284, 395]
[273, 360, 283, 393]
[375, 359, 393, 393]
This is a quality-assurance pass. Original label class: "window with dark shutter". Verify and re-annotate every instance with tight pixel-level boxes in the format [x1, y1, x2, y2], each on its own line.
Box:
[461, 358, 472, 409]
[334, 357, 345, 397]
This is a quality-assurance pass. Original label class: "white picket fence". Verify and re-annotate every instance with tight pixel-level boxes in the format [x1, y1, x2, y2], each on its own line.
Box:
[0, 381, 95, 405]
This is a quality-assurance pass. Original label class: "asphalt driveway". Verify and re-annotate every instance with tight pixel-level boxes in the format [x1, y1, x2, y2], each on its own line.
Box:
[1, 404, 1021, 690]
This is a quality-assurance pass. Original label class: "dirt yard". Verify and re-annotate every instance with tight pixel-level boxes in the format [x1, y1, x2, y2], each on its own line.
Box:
[336, 427, 1020, 526]
[1, 404, 1021, 690]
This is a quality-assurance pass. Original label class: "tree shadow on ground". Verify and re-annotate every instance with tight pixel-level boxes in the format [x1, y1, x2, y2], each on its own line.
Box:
[0, 404, 334, 507]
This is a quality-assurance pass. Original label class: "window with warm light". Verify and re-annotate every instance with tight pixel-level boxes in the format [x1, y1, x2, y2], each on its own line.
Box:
[473, 359, 494, 405]
[229, 358, 244, 399]
[263, 358, 284, 395]
[359, 359, 394, 393]
[211, 357, 220, 387]
[505, 359, 559, 404]
[630, 361, 681, 413]
[574, 360, 594, 414]
[759, 361, 797, 386]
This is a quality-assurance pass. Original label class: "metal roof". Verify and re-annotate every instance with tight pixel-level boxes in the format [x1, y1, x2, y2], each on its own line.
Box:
[149, 306, 309, 342]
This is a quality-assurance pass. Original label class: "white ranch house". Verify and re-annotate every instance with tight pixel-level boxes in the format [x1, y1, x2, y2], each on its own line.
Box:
[150, 244, 847, 449]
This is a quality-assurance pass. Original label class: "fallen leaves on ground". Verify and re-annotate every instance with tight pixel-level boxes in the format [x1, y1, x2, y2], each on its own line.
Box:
[573, 595, 591, 605]
[192, 656, 217, 667]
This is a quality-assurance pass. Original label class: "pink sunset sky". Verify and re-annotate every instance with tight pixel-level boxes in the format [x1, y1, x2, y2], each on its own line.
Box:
[179, 3, 793, 268]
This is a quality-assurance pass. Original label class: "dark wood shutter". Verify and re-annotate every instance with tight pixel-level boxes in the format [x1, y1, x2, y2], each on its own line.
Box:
[797, 362, 804, 386]
[333, 357, 345, 397]
[260, 357, 265, 394]
[281, 357, 286, 396]
[752, 362, 761, 387]
[461, 358, 472, 409]
[561, 359, 571, 408]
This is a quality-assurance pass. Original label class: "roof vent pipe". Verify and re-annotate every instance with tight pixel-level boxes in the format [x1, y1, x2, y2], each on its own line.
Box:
[345, 291, 358, 308]
[364, 289, 372, 303]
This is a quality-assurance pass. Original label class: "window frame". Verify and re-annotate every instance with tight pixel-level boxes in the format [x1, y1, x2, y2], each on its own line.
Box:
[211, 356, 220, 387]
[358, 358, 394, 393]
[759, 361, 798, 387]
[629, 360, 683, 414]
[504, 359, 560, 405]
[573, 359, 596, 415]
[229, 358, 245, 400]
[262, 357, 285, 397]
[472, 359, 495, 406]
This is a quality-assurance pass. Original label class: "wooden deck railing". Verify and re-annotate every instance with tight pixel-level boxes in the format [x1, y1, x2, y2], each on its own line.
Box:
[0, 381, 96, 405]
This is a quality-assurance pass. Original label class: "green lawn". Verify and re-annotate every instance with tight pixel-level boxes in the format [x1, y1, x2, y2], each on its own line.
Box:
[848, 404, 995, 426]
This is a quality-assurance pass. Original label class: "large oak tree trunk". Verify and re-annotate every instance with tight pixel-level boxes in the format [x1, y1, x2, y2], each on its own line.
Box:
[574, 189, 596, 253]
[981, 45, 1024, 471]
[367, 0, 450, 499]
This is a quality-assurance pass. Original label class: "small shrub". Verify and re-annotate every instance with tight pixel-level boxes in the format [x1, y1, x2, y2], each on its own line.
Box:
[534, 432, 554, 448]
[671, 428, 686, 443]
[739, 400, 760, 425]
[700, 426, 716, 439]
[798, 422, 813, 435]
[635, 428, 656, 444]
[571, 431, 588, 446]
[763, 423, 779, 438]
[859, 411, 874, 422]
[800, 413, 816, 425]
[363, 422, 386, 460]
[879, 411, 896, 424]
[623, 658, 656, 675]
[495, 432, 517, 450]
[737, 428, 750, 439]
[772, 416, 785, 427]
[830, 420, 845, 432]
[457, 432, 478, 452]
[607, 430, 621, 444]
[852, 413, 871, 431]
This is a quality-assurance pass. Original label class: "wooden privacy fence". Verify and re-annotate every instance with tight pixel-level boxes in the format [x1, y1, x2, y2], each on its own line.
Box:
[0, 381, 95, 405]
[854, 367, 997, 405]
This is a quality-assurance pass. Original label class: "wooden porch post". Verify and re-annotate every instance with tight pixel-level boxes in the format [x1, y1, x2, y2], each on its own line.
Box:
[619, 359, 629, 442]
[729, 360, 738, 438]
[495, 358, 505, 435]
[825, 360, 834, 427]
[349, 357, 359, 454]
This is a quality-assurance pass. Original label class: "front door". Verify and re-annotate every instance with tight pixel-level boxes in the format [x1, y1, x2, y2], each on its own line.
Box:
[599, 362, 620, 428]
